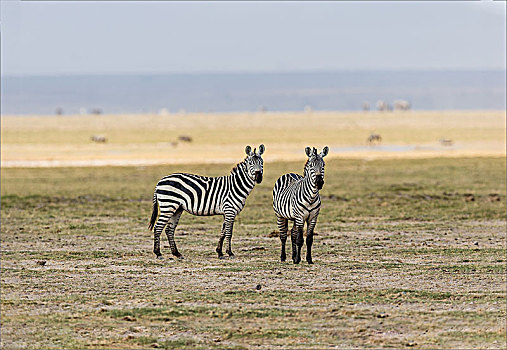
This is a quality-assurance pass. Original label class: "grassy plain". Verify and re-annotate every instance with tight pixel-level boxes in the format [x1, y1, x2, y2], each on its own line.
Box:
[1, 156, 506, 349]
[1, 110, 505, 166]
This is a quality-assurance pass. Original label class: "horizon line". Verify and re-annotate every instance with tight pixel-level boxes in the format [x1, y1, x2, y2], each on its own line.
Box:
[2, 67, 506, 79]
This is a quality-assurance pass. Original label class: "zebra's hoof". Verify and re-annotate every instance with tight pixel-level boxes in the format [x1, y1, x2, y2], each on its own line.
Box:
[156, 255, 164, 260]
[307, 259, 314, 264]
[293, 258, 301, 264]
[226, 251, 235, 258]
[173, 252, 184, 259]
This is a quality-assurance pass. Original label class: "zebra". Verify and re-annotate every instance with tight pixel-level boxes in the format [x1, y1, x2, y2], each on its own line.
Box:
[273, 146, 329, 264]
[149, 144, 265, 259]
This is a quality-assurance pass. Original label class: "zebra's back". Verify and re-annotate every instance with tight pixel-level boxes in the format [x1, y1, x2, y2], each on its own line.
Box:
[155, 173, 224, 216]
[273, 173, 302, 219]
[273, 173, 302, 194]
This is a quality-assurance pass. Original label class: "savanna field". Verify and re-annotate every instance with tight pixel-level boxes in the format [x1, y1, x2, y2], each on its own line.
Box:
[1, 111, 506, 349]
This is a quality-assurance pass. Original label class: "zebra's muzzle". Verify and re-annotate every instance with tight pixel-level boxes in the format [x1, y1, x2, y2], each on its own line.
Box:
[254, 171, 263, 184]
[316, 175, 324, 190]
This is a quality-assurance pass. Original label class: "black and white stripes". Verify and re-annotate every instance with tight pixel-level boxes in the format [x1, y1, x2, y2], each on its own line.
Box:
[272, 146, 329, 264]
[149, 145, 265, 259]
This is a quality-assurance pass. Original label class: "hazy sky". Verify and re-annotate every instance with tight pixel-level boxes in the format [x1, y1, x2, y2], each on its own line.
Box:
[1, 1, 505, 76]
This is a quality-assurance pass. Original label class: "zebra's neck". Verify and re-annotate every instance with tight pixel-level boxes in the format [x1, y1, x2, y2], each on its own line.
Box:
[229, 160, 256, 194]
[303, 170, 320, 198]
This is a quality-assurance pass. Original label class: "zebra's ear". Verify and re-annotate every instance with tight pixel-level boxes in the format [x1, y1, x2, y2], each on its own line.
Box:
[245, 145, 252, 155]
[321, 146, 329, 158]
[305, 147, 312, 157]
[258, 144, 265, 156]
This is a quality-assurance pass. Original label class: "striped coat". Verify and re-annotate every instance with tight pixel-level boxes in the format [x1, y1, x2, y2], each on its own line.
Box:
[149, 145, 265, 259]
[273, 146, 328, 264]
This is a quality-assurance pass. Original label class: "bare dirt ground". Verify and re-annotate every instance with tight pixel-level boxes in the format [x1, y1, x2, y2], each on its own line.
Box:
[1, 219, 505, 349]
[1, 158, 506, 349]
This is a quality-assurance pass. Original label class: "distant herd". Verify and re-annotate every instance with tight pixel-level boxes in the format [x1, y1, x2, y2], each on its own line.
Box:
[149, 145, 328, 265]
[59, 100, 412, 116]
[363, 99, 412, 111]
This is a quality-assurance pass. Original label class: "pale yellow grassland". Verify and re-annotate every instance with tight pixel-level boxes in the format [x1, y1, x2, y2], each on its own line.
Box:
[1, 110, 505, 167]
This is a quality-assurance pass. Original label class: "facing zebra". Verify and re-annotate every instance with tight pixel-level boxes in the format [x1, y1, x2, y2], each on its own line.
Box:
[272, 146, 329, 264]
[149, 145, 265, 259]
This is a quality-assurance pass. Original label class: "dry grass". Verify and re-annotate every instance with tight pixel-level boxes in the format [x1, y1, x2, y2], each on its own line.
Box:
[1, 110, 505, 167]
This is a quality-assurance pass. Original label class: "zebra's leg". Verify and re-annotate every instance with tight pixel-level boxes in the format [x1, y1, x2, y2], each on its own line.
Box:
[216, 221, 226, 258]
[224, 213, 236, 258]
[290, 221, 298, 263]
[277, 216, 288, 262]
[306, 215, 318, 264]
[294, 220, 305, 264]
[153, 207, 174, 259]
[165, 207, 184, 259]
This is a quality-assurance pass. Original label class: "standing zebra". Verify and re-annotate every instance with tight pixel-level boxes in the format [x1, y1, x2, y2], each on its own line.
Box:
[149, 145, 265, 259]
[273, 146, 328, 264]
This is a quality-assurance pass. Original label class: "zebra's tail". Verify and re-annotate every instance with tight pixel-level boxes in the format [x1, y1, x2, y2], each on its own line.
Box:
[148, 192, 158, 231]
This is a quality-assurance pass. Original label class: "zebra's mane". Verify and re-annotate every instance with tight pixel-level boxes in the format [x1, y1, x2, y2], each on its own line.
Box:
[230, 157, 247, 174]
[303, 158, 311, 176]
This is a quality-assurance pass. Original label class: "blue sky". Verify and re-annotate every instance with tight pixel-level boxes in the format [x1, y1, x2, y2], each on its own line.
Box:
[1, 1, 505, 76]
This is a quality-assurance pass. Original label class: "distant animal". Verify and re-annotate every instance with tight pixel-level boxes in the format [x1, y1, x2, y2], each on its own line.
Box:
[149, 145, 265, 259]
[90, 135, 107, 143]
[90, 108, 102, 115]
[393, 99, 411, 111]
[367, 133, 382, 144]
[178, 135, 192, 143]
[376, 100, 388, 111]
[362, 102, 370, 111]
[55, 107, 63, 115]
[272, 146, 328, 264]
[439, 139, 454, 146]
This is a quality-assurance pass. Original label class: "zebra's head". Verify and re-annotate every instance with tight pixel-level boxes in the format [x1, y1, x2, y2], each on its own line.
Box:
[245, 144, 265, 184]
[304, 146, 329, 190]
